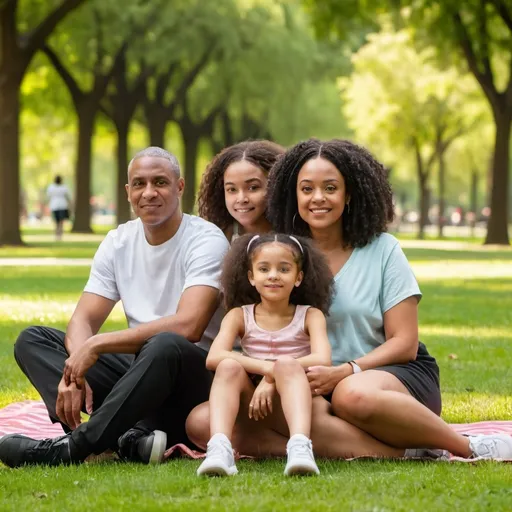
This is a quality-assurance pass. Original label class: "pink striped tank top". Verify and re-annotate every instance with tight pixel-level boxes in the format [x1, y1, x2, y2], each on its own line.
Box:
[240, 304, 311, 360]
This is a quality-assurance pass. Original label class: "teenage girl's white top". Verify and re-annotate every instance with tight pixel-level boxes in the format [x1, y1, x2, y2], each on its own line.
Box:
[46, 183, 70, 211]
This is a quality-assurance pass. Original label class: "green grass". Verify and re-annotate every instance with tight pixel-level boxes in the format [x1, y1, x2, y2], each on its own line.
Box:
[0, 225, 111, 259]
[20, 225, 113, 236]
[394, 231, 486, 244]
[0, 241, 100, 259]
[1, 460, 511, 511]
[1, 245, 512, 510]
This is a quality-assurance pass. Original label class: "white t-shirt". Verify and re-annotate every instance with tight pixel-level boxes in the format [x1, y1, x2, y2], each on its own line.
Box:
[84, 214, 230, 351]
[327, 233, 422, 365]
[47, 183, 70, 211]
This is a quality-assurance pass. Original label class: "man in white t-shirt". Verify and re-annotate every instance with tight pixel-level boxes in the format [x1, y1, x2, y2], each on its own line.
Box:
[0, 147, 230, 468]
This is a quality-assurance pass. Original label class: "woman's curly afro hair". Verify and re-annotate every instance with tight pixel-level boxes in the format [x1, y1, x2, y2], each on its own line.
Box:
[197, 140, 285, 231]
[221, 233, 334, 314]
[267, 138, 394, 248]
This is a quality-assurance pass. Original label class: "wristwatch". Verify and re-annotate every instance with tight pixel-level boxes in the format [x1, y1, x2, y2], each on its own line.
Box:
[348, 360, 362, 374]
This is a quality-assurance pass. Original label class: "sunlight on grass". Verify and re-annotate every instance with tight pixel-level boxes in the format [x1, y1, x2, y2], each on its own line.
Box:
[421, 325, 512, 341]
[1, 244, 512, 511]
[0, 299, 125, 325]
[0, 388, 40, 409]
[412, 261, 512, 279]
[442, 393, 512, 423]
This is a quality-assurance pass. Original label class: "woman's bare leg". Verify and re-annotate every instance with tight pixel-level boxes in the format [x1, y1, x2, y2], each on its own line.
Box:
[310, 396, 404, 458]
[330, 371, 472, 457]
[187, 401, 289, 456]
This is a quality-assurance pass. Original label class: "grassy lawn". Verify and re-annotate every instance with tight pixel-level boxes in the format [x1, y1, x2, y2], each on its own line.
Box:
[0, 226, 110, 259]
[0, 244, 511, 510]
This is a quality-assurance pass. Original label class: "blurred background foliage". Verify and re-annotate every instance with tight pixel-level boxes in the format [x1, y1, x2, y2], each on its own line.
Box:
[1, 0, 511, 243]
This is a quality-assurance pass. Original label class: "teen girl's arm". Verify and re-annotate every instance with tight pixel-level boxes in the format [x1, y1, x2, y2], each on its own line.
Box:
[294, 308, 331, 368]
[206, 308, 274, 376]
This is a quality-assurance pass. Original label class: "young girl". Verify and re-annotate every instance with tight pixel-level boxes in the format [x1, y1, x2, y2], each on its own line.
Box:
[197, 140, 284, 242]
[196, 233, 333, 477]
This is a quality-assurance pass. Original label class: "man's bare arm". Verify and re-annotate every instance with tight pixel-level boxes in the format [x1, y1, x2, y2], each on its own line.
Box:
[64, 292, 116, 354]
[88, 285, 220, 355]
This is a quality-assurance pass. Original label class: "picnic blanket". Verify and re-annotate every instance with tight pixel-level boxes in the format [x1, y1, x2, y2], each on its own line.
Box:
[1, 400, 511, 462]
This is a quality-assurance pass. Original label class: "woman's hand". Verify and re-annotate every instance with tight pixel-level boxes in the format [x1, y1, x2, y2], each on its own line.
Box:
[306, 364, 352, 395]
[249, 378, 276, 421]
[63, 337, 100, 389]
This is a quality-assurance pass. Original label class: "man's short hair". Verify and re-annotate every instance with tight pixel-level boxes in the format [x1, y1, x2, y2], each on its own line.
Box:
[128, 147, 181, 179]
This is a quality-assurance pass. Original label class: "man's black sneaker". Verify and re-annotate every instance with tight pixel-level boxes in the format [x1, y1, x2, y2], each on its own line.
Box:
[117, 427, 167, 464]
[0, 434, 83, 468]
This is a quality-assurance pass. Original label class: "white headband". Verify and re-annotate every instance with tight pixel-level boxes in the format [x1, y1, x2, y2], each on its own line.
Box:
[246, 234, 304, 255]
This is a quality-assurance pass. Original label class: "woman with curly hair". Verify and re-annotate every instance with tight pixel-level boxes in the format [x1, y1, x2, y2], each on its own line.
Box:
[195, 233, 333, 477]
[259, 138, 511, 461]
[197, 140, 284, 242]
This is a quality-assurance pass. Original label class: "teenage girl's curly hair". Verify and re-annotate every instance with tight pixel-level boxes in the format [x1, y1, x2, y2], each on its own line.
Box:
[267, 139, 394, 248]
[221, 233, 334, 314]
[197, 140, 285, 231]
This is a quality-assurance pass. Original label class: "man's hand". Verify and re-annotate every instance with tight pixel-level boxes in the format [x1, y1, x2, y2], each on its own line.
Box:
[307, 365, 350, 396]
[56, 377, 93, 430]
[63, 337, 99, 389]
[249, 377, 276, 421]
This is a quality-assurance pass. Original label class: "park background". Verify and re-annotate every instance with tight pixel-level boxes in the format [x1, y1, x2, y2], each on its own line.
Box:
[1, 1, 512, 511]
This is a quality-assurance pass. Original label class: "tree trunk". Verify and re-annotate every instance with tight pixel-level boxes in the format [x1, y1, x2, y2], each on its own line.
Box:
[116, 121, 131, 225]
[418, 181, 430, 240]
[147, 114, 167, 148]
[485, 109, 511, 245]
[437, 151, 446, 239]
[0, 74, 23, 245]
[72, 108, 95, 233]
[181, 133, 199, 214]
[470, 169, 478, 238]
[413, 142, 429, 240]
[221, 109, 235, 147]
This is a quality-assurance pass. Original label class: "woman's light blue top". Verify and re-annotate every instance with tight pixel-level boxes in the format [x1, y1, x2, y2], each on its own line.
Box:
[327, 233, 421, 366]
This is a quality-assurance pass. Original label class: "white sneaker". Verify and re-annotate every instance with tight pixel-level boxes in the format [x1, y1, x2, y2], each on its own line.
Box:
[284, 434, 320, 476]
[468, 434, 512, 460]
[197, 433, 238, 476]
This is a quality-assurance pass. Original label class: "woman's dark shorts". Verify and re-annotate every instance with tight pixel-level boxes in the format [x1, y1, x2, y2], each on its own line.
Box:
[326, 342, 442, 416]
[52, 209, 69, 222]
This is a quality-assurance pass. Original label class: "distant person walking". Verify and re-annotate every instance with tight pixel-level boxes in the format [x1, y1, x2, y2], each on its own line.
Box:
[47, 175, 71, 240]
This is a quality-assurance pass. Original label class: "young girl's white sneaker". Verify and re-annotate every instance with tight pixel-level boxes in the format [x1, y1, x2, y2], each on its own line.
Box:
[468, 434, 512, 460]
[197, 433, 238, 476]
[284, 434, 320, 476]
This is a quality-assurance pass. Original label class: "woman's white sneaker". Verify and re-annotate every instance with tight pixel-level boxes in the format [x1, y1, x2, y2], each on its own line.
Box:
[468, 434, 512, 460]
[197, 433, 238, 476]
[284, 434, 320, 476]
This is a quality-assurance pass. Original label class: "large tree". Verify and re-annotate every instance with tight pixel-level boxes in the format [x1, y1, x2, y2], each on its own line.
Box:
[409, 0, 512, 244]
[341, 29, 486, 238]
[42, 0, 153, 232]
[0, 0, 86, 245]
[306, 0, 512, 244]
[100, 52, 148, 225]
